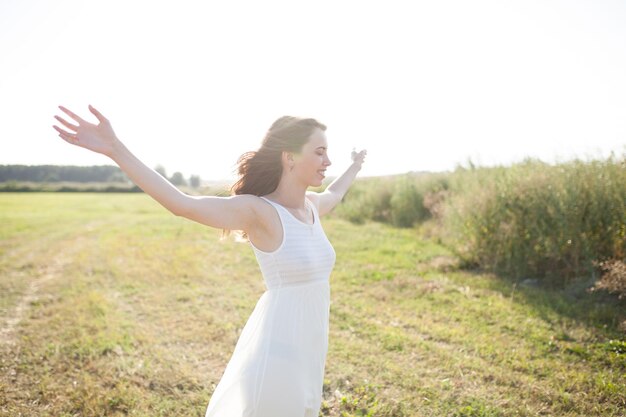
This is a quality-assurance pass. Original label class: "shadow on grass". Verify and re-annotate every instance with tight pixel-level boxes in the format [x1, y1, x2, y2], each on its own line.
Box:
[461, 264, 626, 340]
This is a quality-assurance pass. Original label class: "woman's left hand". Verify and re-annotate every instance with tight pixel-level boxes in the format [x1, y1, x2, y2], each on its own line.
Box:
[351, 148, 367, 167]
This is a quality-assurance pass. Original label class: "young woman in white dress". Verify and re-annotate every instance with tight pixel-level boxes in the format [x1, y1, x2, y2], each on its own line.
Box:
[53, 105, 366, 416]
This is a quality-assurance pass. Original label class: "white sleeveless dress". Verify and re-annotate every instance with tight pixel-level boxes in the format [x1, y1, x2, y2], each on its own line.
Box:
[204, 195, 336, 417]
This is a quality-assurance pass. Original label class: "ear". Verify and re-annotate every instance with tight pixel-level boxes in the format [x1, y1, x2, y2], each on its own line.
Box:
[282, 151, 295, 164]
[279, 151, 289, 170]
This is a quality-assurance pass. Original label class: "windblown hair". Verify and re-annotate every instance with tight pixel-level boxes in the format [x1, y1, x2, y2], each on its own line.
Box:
[222, 115, 327, 241]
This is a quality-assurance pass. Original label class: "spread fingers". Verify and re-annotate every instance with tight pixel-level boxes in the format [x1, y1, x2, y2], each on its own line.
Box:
[53, 125, 78, 142]
[54, 115, 79, 132]
[58, 105, 87, 125]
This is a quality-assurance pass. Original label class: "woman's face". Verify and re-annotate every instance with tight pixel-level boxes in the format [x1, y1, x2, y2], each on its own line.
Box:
[292, 127, 332, 186]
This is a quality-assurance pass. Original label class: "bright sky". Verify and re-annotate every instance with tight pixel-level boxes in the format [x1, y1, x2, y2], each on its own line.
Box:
[1, 0, 625, 182]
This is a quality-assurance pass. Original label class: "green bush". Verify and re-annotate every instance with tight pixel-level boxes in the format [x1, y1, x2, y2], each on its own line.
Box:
[442, 154, 625, 286]
[335, 174, 442, 226]
[390, 175, 425, 227]
[335, 177, 395, 224]
[331, 154, 625, 289]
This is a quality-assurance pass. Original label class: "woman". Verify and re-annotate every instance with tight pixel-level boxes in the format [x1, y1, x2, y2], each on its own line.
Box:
[52, 105, 367, 416]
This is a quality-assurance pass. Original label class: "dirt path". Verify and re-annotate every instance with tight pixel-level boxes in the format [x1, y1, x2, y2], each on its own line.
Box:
[0, 235, 83, 347]
[0, 261, 69, 347]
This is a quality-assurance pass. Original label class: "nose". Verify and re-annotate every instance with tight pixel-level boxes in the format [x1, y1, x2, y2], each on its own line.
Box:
[324, 155, 331, 166]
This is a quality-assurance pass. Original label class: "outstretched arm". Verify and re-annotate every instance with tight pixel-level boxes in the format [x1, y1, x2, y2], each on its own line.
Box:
[53, 104, 192, 216]
[308, 148, 367, 216]
[52, 105, 255, 231]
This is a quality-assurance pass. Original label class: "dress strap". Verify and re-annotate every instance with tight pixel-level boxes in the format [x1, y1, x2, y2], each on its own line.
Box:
[306, 197, 318, 218]
[305, 197, 317, 225]
[259, 196, 282, 217]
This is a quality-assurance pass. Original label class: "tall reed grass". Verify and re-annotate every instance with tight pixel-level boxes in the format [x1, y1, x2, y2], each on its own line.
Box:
[336, 153, 625, 288]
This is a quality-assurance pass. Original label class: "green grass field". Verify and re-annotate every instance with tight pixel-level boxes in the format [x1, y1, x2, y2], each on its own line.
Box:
[1, 193, 624, 416]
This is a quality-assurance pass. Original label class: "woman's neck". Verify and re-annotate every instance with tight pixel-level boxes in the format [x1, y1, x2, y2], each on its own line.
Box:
[266, 176, 308, 210]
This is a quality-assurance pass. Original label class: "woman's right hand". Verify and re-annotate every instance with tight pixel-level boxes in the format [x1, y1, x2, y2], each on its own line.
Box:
[53, 105, 121, 158]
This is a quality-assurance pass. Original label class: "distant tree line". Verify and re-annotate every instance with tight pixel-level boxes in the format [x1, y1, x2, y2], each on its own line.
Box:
[154, 164, 201, 187]
[0, 164, 201, 188]
[0, 164, 127, 183]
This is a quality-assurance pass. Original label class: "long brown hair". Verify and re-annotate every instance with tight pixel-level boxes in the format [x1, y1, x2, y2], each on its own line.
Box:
[222, 115, 327, 241]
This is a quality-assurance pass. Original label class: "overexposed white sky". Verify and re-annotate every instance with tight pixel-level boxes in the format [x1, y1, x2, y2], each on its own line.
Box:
[1, 0, 625, 182]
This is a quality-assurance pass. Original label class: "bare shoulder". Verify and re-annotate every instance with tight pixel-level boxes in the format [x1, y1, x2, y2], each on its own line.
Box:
[246, 195, 285, 252]
[306, 189, 342, 217]
[176, 193, 271, 232]
[234, 194, 277, 232]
